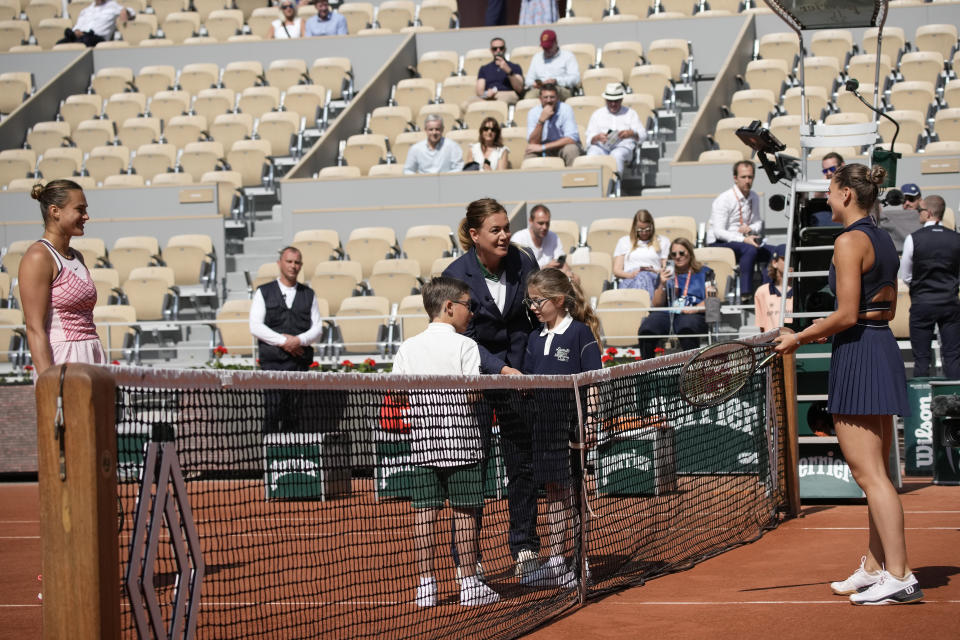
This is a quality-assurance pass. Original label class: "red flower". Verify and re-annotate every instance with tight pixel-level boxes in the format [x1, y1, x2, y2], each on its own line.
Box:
[111, 360, 120, 366]
[341, 359, 354, 368]
[626, 349, 636, 356]
[364, 358, 376, 367]
[601, 354, 614, 363]
[214, 345, 228, 356]
[24, 364, 34, 371]
[308, 361, 319, 369]
[654, 347, 665, 354]
[605, 346, 617, 355]
[634, 356, 642, 361]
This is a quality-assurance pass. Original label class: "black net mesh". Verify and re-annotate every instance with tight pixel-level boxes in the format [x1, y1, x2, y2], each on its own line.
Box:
[114, 341, 789, 640]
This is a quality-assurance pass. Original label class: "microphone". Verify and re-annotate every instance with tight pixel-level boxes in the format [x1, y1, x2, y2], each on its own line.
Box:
[768, 194, 786, 212]
[845, 77, 900, 152]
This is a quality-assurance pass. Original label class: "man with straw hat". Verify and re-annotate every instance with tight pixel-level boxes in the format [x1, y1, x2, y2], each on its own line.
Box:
[585, 83, 647, 175]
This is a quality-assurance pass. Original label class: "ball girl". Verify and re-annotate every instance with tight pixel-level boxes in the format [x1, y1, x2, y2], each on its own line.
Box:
[520, 268, 602, 588]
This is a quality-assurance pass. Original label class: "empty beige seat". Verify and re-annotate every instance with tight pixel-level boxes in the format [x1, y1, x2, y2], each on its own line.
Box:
[914, 24, 957, 61]
[344, 227, 398, 279]
[367, 163, 403, 177]
[118, 12, 156, 45]
[220, 60, 264, 93]
[934, 108, 960, 143]
[520, 156, 564, 170]
[311, 260, 363, 313]
[375, 0, 414, 32]
[309, 57, 352, 101]
[0, 149, 37, 187]
[213, 298, 255, 355]
[695, 247, 736, 298]
[394, 77, 436, 116]
[899, 51, 944, 86]
[862, 26, 904, 57]
[152, 172, 195, 186]
[587, 218, 631, 256]
[333, 295, 390, 353]
[508, 45, 539, 76]
[654, 215, 697, 244]
[161, 10, 200, 43]
[192, 88, 236, 124]
[318, 165, 362, 179]
[889, 81, 936, 114]
[91, 67, 134, 99]
[646, 39, 690, 82]
[417, 50, 458, 84]
[834, 83, 876, 119]
[89, 267, 120, 306]
[397, 294, 428, 340]
[226, 139, 271, 187]
[464, 100, 508, 130]
[729, 89, 775, 121]
[2, 240, 33, 278]
[601, 41, 644, 80]
[178, 62, 219, 96]
[597, 288, 651, 347]
[878, 109, 925, 149]
[35, 17, 75, 49]
[292, 229, 340, 279]
[180, 141, 225, 182]
[439, 75, 477, 110]
[368, 258, 420, 305]
[27, 121, 72, 154]
[103, 173, 144, 187]
[0, 70, 31, 114]
[573, 155, 620, 195]
[941, 79, 960, 108]
[60, 94, 104, 132]
[210, 112, 253, 151]
[343, 134, 388, 175]
[161, 234, 214, 286]
[25, 0, 60, 32]
[284, 84, 326, 127]
[628, 65, 672, 108]
[247, 5, 279, 38]
[38, 146, 83, 178]
[369, 105, 414, 144]
[258, 111, 300, 157]
[758, 31, 798, 69]
[418, 0, 457, 30]
[110, 236, 160, 281]
[266, 58, 307, 92]
[711, 117, 754, 155]
[846, 54, 891, 89]
[402, 224, 451, 276]
[0, 19, 30, 52]
[148, 90, 191, 124]
[163, 114, 207, 149]
[237, 85, 280, 119]
[85, 145, 131, 184]
[743, 58, 789, 103]
[204, 8, 243, 41]
[569, 251, 612, 302]
[810, 29, 854, 63]
[780, 86, 828, 120]
[581, 67, 624, 97]
[338, 1, 372, 33]
[121, 266, 176, 321]
[200, 170, 242, 218]
[131, 143, 176, 179]
[94, 304, 138, 362]
[391, 131, 425, 165]
[118, 117, 161, 150]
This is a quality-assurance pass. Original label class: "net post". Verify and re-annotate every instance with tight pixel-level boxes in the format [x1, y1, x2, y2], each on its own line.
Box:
[572, 377, 588, 607]
[35, 364, 120, 640]
[777, 328, 802, 517]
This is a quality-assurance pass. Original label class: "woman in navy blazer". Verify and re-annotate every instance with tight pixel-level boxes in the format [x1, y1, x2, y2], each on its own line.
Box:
[443, 198, 542, 576]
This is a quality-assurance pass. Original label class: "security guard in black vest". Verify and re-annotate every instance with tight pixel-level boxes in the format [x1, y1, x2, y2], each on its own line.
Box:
[898, 195, 960, 379]
[249, 246, 324, 432]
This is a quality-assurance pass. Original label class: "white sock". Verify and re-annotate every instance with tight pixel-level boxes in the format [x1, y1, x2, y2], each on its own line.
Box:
[420, 576, 435, 586]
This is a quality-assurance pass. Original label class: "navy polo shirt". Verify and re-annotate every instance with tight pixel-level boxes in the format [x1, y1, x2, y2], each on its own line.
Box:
[523, 317, 602, 375]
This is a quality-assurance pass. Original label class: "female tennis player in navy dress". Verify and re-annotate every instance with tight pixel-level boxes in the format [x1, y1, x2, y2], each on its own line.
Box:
[519, 268, 602, 588]
[775, 164, 922, 605]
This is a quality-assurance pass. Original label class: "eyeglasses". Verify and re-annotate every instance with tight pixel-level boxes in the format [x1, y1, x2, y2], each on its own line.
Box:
[491, 45, 505, 52]
[522, 297, 549, 309]
[281, 3, 294, 7]
[669, 250, 688, 258]
[821, 165, 839, 175]
[904, 195, 920, 202]
[636, 226, 653, 233]
[451, 300, 475, 313]
[481, 126, 496, 132]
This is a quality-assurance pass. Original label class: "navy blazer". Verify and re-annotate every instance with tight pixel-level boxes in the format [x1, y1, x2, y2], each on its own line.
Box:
[443, 245, 539, 374]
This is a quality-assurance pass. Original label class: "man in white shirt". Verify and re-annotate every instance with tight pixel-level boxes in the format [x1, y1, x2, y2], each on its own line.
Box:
[59, 0, 135, 47]
[249, 246, 324, 432]
[585, 83, 647, 175]
[404, 114, 464, 175]
[511, 204, 564, 268]
[525, 29, 580, 101]
[707, 160, 771, 302]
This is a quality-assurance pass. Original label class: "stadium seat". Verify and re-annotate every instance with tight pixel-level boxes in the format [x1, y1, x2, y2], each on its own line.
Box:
[318, 165, 362, 179]
[646, 39, 690, 82]
[163, 114, 207, 149]
[587, 218, 631, 256]
[249, 261, 280, 291]
[573, 155, 620, 196]
[654, 215, 697, 244]
[38, 146, 83, 179]
[259, 111, 300, 157]
[85, 145, 131, 184]
[464, 100, 508, 129]
[609, 0, 645, 17]
[266, 59, 308, 92]
[757, 32, 798, 70]
[148, 90, 191, 124]
[862, 26, 904, 58]
[0, 19, 30, 52]
[421, 103, 461, 131]
[397, 294, 428, 341]
[508, 45, 539, 76]
[344, 227, 398, 279]
[418, 0, 457, 30]
[118, 12, 157, 45]
[237, 85, 280, 119]
[200, 170, 242, 218]
[118, 117, 161, 150]
[568, 0, 608, 21]
[402, 224, 452, 276]
[728, 89, 775, 121]
[121, 266, 176, 321]
[520, 156, 564, 170]
[878, 110, 925, 149]
[890, 280, 910, 339]
[204, 8, 243, 41]
[284, 85, 326, 127]
[743, 58, 789, 101]
[430, 256, 455, 278]
[694, 246, 737, 298]
[711, 117, 754, 155]
[549, 219, 580, 254]
[247, 6, 279, 38]
[512, 98, 539, 129]
[834, 83, 875, 119]
[443, 128, 474, 161]
[394, 77, 436, 116]
[27, 120, 72, 154]
[103, 173, 144, 187]
[601, 41, 644, 80]
[343, 134, 388, 175]
[213, 298, 255, 355]
[210, 110, 254, 154]
[25, 0, 60, 32]
[227, 139, 271, 187]
[60, 94, 104, 132]
[914, 24, 957, 61]
[368, 258, 421, 305]
[180, 141, 225, 182]
[889, 81, 936, 114]
[309, 57, 352, 101]
[462, 48, 490, 77]
[440, 75, 477, 110]
[132, 65, 175, 99]
[941, 79, 960, 108]
[0, 0, 19, 21]
[333, 295, 390, 354]
[417, 50, 458, 84]
[622, 93, 654, 126]
[581, 67, 623, 97]
[91, 67, 134, 99]
[0, 149, 36, 187]
[798, 56, 840, 96]
[570, 251, 612, 302]
[780, 86, 827, 119]
[104, 93, 146, 124]
[338, 1, 372, 33]
[498, 126, 526, 167]
[221, 60, 264, 93]
[810, 29, 853, 63]
[562, 42, 597, 76]
[391, 131, 425, 165]
[597, 288, 650, 347]
[177, 63, 219, 96]
[292, 229, 340, 279]
[89, 267, 120, 306]
[567, 96, 605, 130]
[846, 54, 892, 90]
[1, 240, 31, 280]
[131, 143, 176, 179]
[923, 140, 960, 155]
[369, 105, 414, 145]
[367, 163, 403, 177]
[93, 304, 139, 362]
[5, 178, 36, 192]
[310, 260, 363, 313]
[162, 234, 215, 287]
[161, 10, 200, 43]
[934, 108, 960, 143]
[152, 172, 195, 186]
[628, 65, 672, 108]
[150, 0, 186, 24]
[33, 16, 69, 49]
[899, 51, 943, 87]
[375, 0, 414, 32]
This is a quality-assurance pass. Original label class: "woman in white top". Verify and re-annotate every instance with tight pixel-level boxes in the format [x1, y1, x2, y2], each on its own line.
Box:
[612, 209, 670, 298]
[469, 117, 509, 171]
[271, 1, 303, 39]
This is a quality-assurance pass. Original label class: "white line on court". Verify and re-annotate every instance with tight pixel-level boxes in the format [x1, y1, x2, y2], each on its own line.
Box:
[801, 527, 958, 531]
[610, 600, 960, 605]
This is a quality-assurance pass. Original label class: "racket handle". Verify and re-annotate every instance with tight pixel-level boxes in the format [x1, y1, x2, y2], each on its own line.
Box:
[757, 351, 779, 368]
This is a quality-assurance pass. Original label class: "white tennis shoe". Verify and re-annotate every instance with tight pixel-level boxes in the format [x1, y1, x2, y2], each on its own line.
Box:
[415, 576, 438, 607]
[515, 549, 539, 578]
[849, 570, 923, 605]
[460, 576, 500, 606]
[520, 555, 577, 589]
[830, 556, 882, 595]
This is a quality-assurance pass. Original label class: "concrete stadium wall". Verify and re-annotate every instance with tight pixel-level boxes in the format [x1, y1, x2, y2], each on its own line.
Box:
[1, 184, 225, 262]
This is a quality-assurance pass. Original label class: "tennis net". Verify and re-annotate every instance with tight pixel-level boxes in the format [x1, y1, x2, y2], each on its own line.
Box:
[112, 335, 791, 639]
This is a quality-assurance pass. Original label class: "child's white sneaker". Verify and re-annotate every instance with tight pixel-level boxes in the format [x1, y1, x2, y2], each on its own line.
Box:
[415, 576, 438, 607]
[514, 549, 539, 578]
[830, 556, 882, 595]
[849, 570, 923, 605]
[520, 555, 576, 589]
[460, 575, 499, 606]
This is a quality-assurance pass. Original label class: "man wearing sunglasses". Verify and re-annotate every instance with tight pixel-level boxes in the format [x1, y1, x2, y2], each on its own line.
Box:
[902, 183, 923, 211]
[707, 160, 772, 302]
[304, 0, 347, 37]
[474, 37, 525, 106]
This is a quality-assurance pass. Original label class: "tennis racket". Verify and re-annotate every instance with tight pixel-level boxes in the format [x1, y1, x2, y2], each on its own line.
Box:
[678, 341, 779, 408]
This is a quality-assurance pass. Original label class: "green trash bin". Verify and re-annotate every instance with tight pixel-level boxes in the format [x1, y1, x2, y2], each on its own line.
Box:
[903, 377, 942, 476]
[930, 380, 960, 486]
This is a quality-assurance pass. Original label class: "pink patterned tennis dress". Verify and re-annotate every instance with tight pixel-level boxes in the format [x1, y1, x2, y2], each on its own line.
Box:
[38, 239, 105, 366]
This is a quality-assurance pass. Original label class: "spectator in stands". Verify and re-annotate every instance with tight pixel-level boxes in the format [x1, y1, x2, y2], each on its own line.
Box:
[810, 152, 845, 223]
[525, 30, 580, 100]
[404, 114, 464, 174]
[753, 244, 793, 332]
[585, 83, 647, 175]
[485, 0, 507, 25]
[58, 0, 135, 47]
[612, 209, 669, 299]
[901, 183, 922, 210]
[469, 117, 509, 171]
[637, 238, 715, 359]
[822, 152, 844, 178]
[512, 204, 564, 268]
[20, 180, 105, 377]
[525, 83, 580, 167]
[305, 0, 347, 37]
[249, 246, 324, 433]
[271, 1, 304, 39]
[474, 37, 525, 107]
[443, 198, 542, 582]
[707, 160, 772, 303]
[898, 195, 960, 378]
[519, 0, 559, 25]
[392, 277, 500, 608]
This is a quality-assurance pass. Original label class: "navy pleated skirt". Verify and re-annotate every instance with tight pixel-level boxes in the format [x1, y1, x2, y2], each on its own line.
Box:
[827, 320, 910, 416]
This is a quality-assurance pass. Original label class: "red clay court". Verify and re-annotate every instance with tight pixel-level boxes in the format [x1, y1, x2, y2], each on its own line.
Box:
[2, 479, 956, 640]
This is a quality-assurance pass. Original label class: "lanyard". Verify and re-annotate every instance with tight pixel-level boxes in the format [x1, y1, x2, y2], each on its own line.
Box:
[675, 271, 692, 299]
[733, 187, 746, 225]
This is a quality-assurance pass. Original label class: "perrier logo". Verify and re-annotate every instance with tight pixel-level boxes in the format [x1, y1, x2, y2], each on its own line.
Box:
[798, 451, 852, 483]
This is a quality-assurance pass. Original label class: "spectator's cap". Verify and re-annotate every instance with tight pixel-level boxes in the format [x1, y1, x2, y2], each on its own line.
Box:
[540, 29, 557, 49]
[771, 244, 787, 260]
[602, 83, 625, 101]
[901, 183, 921, 197]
